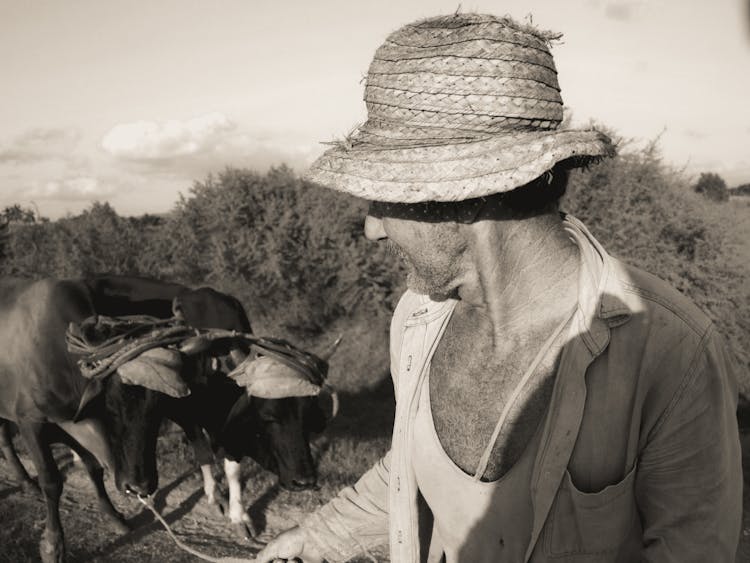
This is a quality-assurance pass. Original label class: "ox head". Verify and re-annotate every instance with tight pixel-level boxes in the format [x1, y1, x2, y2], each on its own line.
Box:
[180, 332, 341, 491]
[71, 321, 192, 497]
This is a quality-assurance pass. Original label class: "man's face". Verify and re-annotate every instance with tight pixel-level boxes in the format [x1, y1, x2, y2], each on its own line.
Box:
[364, 201, 467, 299]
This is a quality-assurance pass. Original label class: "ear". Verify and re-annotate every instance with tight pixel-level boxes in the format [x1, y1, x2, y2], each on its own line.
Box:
[171, 296, 185, 320]
[179, 333, 243, 359]
[220, 392, 252, 435]
[73, 378, 105, 422]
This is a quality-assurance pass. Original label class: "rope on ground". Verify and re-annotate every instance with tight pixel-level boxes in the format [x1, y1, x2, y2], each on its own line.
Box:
[137, 495, 258, 563]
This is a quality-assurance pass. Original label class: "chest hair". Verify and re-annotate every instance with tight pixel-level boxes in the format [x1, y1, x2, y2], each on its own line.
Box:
[429, 310, 565, 481]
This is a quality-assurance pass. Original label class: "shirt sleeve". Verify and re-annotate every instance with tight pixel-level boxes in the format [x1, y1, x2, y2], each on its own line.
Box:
[300, 451, 392, 562]
[298, 293, 414, 561]
[637, 326, 743, 562]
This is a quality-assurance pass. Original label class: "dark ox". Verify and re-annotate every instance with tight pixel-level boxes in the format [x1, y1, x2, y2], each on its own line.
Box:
[0, 275, 335, 547]
[0, 277, 181, 563]
[84, 275, 336, 538]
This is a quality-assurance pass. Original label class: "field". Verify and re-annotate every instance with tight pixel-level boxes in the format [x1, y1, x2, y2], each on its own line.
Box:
[1, 143, 749, 561]
[0, 378, 396, 562]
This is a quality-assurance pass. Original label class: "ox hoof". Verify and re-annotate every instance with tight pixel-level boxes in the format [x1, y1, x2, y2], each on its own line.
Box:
[232, 520, 261, 545]
[39, 530, 64, 563]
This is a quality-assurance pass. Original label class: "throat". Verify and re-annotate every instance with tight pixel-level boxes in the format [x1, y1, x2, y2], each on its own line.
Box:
[428, 293, 574, 481]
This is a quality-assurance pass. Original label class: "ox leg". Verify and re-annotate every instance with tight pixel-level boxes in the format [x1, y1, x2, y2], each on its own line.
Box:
[200, 463, 218, 506]
[18, 422, 65, 563]
[224, 458, 257, 541]
[177, 422, 224, 514]
[0, 419, 40, 493]
[61, 434, 130, 535]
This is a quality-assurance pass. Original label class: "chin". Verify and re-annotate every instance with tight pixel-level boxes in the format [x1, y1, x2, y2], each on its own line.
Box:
[406, 273, 456, 301]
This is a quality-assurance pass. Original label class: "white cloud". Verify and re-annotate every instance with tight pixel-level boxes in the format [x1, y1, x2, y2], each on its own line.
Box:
[101, 112, 235, 161]
[0, 127, 81, 164]
[604, 1, 645, 21]
[24, 176, 118, 201]
[683, 129, 708, 139]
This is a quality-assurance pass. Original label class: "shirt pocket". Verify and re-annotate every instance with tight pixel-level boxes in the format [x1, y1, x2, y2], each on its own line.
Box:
[544, 463, 640, 558]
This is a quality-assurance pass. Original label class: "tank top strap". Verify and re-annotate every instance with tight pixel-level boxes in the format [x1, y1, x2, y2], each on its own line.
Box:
[473, 306, 577, 480]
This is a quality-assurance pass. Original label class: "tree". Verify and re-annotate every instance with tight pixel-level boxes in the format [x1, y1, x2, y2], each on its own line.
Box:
[730, 183, 750, 197]
[0, 219, 8, 261]
[693, 172, 728, 202]
[1, 204, 40, 223]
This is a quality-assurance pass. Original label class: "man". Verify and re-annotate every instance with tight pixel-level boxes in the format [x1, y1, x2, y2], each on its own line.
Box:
[257, 13, 742, 562]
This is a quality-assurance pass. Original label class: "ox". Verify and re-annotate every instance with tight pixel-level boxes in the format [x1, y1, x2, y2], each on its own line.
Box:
[83, 275, 338, 540]
[0, 277, 192, 563]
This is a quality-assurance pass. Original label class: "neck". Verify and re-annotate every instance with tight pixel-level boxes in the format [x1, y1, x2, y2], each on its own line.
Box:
[455, 212, 579, 343]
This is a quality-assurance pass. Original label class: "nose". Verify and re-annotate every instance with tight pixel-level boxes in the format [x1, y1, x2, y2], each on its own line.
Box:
[288, 475, 318, 491]
[123, 481, 156, 497]
[364, 215, 386, 241]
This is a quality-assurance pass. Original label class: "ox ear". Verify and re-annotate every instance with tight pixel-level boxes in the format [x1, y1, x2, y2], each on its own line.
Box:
[171, 296, 185, 320]
[73, 378, 105, 422]
[116, 347, 191, 398]
[180, 334, 240, 359]
[220, 392, 252, 436]
[232, 356, 321, 399]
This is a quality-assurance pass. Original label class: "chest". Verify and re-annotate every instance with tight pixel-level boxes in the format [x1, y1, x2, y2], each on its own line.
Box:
[428, 316, 566, 481]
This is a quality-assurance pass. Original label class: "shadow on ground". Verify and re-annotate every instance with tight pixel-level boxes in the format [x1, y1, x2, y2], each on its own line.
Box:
[325, 373, 396, 443]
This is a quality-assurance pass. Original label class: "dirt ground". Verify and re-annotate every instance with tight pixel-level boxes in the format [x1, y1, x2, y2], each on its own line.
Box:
[1, 423, 749, 562]
[0, 380, 396, 563]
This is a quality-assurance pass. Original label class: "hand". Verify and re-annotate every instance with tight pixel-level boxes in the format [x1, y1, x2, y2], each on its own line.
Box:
[254, 526, 324, 563]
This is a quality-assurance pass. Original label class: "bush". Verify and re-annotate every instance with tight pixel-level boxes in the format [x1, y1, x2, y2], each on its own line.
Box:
[1, 141, 746, 396]
[693, 172, 729, 202]
[155, 165, 404, 337]
[564, 143, 749, 394]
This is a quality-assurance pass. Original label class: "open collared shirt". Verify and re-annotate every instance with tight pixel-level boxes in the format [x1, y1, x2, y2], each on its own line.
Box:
[302, 215, 742, 562]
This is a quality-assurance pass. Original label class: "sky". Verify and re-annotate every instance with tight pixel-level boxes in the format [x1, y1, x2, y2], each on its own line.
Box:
[1, 0, 749, 219]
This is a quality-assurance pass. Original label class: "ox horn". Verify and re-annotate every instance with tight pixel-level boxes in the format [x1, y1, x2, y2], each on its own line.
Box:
[318, 334, 343, 362]
[319, 383, 339, 420]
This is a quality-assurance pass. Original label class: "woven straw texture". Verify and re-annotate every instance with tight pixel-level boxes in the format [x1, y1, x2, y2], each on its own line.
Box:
[305, 13, 614, 202]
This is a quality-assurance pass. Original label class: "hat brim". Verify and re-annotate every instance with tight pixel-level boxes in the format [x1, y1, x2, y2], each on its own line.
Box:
[305, 128, 614, 203]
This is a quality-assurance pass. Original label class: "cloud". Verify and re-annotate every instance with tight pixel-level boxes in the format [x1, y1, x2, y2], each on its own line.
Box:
[683, 129, 708, 139]
[101, 112, 320, 181]
[101, 112, 235, 161]
[0, 127, 81, 164]
[23, 176, 118, 201]
[604, 1, 644, 21]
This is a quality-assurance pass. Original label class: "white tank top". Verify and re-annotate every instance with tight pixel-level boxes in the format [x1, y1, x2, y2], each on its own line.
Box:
[412, 309, 575, 562]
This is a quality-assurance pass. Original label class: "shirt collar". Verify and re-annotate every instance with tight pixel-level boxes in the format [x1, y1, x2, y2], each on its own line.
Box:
[562, 213, 634, 355]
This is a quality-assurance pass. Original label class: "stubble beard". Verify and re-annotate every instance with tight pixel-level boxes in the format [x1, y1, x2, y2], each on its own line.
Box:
[386, 240, 458, 300]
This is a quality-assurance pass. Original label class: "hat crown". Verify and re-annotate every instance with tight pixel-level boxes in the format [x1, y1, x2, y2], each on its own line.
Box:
[304, 13, 614, 204]
[363, 14, 564, 138]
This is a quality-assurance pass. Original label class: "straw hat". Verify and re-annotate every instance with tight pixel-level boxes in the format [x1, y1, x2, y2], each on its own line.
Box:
[305, 13, 615, 203]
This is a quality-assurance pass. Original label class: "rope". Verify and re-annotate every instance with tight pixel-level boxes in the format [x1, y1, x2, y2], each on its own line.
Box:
[137, 495, 257, 563]
[66, 316, 194, 380]
[66, 316, 329, 387]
